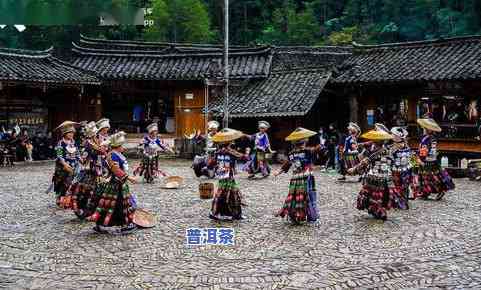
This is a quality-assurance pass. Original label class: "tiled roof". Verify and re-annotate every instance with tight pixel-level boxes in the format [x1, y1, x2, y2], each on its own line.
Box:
[71, 35, 273, 80]
[209, 70, 331, 118]
[272, 46, 351, 72]
[0, 47, 99, 85]
[335, 35, 481, 83]
[77, 34, 258, 52]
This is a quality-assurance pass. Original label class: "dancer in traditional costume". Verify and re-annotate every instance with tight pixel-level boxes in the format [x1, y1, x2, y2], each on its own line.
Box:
[87, 132, 138, 234]
[245, 121, 272, 178]
[66, 121, 107, 219]
[96, 118, 111, 144]
[338, 122, 361, 181]
[349, 130, 401, 220]
[52, 121, 80, 207]
[209, 128, 246, 221]
[134, 123, 173, 183]
[274, 128, 322, 224]
[389, 127, 415, 209]
[95, 118, 111, 178]
[192, 120, 219, 178]
[416, 118, 455, 200]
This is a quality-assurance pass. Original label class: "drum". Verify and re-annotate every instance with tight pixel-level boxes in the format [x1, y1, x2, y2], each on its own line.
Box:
[199, 182, 214, 199]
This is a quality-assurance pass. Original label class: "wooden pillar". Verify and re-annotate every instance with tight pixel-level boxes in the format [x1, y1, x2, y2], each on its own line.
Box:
[407, 96, 417, 124]
[348, 93, 359, 123]
[95, 92, 102, 121]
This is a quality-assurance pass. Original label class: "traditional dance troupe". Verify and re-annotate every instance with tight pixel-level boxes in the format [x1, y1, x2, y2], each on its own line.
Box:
[48, 115, 455, 233]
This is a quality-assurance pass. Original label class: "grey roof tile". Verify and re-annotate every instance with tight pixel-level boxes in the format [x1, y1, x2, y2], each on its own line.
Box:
[0, 47, 99, 85]
[335, 35, 481, 83]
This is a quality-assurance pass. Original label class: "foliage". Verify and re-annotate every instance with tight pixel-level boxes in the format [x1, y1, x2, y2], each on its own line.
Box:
[257, 1, 320, 45]
[144, 0, 213, 42]
[326, 26, 358, 45]
[1, 0, 481, 49]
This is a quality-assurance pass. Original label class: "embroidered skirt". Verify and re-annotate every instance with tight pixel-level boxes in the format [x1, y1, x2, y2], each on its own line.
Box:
[52, 162, 74, 199]
[392, 170, 413, 209]
[65, 169, 99, 218]
[340, 152, 360, 175]
[87, 179, 136, 227]
[211, 178, 243, 219]
[245, 151, 270, 176]
[277, 174, 318, 223]
[417, 161, 455, 199]
[356, 175, 398, 220]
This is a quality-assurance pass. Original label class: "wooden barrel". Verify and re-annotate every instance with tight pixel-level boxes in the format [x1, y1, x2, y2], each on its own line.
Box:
[199, 182, 214, 199]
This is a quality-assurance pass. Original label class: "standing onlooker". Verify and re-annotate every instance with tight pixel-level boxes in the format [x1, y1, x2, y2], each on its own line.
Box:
[0, 126, 6, 141]
[20, 129, 33, 162]
[316, 127, 328, 168]
[326, 123, 341, 171]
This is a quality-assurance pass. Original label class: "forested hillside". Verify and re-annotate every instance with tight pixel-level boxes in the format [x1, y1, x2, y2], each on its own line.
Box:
[1, 0, 480, 49]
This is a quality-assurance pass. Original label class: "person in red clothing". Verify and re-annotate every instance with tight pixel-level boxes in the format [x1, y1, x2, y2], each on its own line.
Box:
[87, 132, 138, 234]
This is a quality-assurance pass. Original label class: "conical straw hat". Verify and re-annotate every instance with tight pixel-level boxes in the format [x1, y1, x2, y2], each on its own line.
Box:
[132, 208, 156, 228]
[161, 176, 184, 189]
[285, 127, 317, 142]
[361, 129, 393, 141]
[211, 128, 244, 143]
[417, 118, 442, 132]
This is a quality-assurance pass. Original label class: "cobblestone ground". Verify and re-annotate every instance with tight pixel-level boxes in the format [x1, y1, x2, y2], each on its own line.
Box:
[1, 160, 481, 290]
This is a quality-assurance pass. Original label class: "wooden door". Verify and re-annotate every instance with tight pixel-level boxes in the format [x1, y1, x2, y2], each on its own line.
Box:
[177, 108, 206, 137]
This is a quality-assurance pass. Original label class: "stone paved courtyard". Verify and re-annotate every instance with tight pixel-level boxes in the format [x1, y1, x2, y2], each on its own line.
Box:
[1, 160, 481, 289]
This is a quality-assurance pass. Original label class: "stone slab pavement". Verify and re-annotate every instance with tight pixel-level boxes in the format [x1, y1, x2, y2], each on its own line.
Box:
[1, 160, 481, 289]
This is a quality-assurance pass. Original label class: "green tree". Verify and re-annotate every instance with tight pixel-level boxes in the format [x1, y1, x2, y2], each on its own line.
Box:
[258, 0, 320, 45]
[143, 0, 169, 41]
[144, 0, 213, 43]
[326, 26, 359, 45]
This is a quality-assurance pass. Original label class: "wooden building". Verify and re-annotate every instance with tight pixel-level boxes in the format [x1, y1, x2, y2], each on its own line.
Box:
[68, 35, 272, 137]
[208, 46, 351, 149]
[331, 35, 481, 162]
[6, 34, 481, 160]
[0, 47, 100, 134]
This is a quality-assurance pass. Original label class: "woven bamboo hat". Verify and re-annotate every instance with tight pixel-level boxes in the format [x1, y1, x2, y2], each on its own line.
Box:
[55, 121, 78, 135]
[161, 176, 184, 189]
[211, 128, 244, 143]
[132, 208, 156, 228]
[417, 118, 442, 132]
[361, 129, 393, 141]
[285, 127, 317, 142]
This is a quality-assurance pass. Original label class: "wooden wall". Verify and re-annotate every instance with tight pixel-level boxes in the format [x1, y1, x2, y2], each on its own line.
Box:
[174, 84, 207, 137]
[0, 84, 99, 133]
